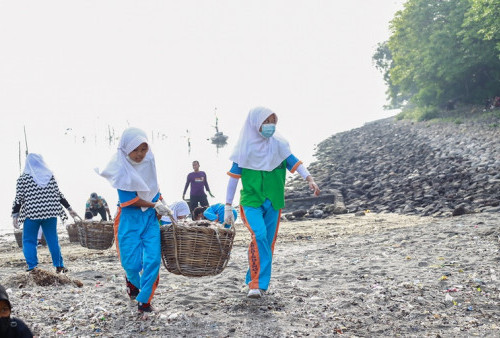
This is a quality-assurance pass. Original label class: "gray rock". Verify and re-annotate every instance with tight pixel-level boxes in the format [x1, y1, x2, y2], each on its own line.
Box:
[285, 115, 500, 217]
[313, 209, 324, 218]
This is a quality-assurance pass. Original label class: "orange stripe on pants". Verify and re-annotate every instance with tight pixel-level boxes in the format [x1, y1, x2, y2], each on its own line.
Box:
[113, 208, 122, 261]
[240, 205, 261, 290]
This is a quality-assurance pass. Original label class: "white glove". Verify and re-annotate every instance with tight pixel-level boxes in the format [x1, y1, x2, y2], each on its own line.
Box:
[12, 217, 20, 230]
[154, 200, 171, 216]
[224, 205, 234, 225]
[68, 208, 78, 218]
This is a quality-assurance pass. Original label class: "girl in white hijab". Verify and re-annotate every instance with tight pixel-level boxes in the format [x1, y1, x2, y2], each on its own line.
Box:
[225, 107, 320, 299]
[97, 127, 169, 314]
[12, 153, 78, 273]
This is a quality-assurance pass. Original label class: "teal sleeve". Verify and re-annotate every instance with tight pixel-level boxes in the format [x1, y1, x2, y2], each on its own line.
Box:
[229, 162, 242, 175]
[286, 154, 300, 171]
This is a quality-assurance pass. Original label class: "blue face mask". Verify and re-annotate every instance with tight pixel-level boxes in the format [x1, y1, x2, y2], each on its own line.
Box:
[260, 124, 276, 138]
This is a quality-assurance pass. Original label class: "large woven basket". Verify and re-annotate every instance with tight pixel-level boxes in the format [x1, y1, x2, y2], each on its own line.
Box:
[160, 220, 235, 277]
[76, 220, 115, 250]
[14, 231, 47, 248]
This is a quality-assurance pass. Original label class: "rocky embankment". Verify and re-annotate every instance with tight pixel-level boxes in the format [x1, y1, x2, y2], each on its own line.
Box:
[285, 111, 500, 219]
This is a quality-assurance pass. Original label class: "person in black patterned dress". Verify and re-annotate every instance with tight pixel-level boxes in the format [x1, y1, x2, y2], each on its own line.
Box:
[11, 153, 79, 273]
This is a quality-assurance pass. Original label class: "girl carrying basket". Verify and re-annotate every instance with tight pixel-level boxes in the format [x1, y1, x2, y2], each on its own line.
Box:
[97, 127, 170, 313]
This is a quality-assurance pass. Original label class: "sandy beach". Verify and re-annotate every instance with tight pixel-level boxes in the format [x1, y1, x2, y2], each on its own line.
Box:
[0, 212, 499, 337]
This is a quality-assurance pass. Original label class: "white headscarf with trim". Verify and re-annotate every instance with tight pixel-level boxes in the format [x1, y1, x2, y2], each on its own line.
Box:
[23, 153, 53, 187]
[229, 107, 291, 171]
[96, 127, 159, 207]
[169, 200, 190, 220]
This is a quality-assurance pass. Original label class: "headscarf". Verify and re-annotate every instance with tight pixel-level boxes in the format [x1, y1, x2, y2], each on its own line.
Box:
[230, 107, 291, 171]
[0, 284, 11, 333]
[169, 200, 190, 220]
[96, 127, 159, 208]
[0, 284, 11, 310]
[23, 153, 53, 187]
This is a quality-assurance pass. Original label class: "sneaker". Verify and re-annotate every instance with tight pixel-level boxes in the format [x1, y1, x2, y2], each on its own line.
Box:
[56, 267, 68, 273]
[247, 289, 262, 299]
[37, 240, 42, 247]
[26, 267, 37, 272]
[138, 302, 153, 313]
[126, 277, 139, 300]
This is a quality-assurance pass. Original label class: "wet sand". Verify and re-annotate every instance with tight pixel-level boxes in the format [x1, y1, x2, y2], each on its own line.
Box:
[0, 212, 499, 337]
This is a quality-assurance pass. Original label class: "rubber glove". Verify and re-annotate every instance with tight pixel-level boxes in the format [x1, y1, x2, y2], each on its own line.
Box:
[224, 205, 234, 225]
[154, 200, 171, 216]
[68, 208, 78, 218]
[13, 216, 20, 230]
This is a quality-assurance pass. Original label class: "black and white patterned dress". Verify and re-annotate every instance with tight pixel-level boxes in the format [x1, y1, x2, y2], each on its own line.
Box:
[12, 174, 69, 224]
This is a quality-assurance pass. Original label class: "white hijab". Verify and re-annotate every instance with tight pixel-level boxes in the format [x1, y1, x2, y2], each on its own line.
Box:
[96, 127, 159, 207]
[230, 107, 291, 171]
[23, 153, 53, 187]
[169, 200, 190, 220]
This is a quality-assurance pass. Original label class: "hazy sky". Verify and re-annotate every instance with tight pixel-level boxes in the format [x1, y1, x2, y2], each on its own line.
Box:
[0, 0, 404, 231]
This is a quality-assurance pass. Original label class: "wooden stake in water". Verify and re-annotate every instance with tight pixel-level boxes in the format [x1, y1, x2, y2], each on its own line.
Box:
[18, 141, 21, 174]
[23, 125, 29, 156]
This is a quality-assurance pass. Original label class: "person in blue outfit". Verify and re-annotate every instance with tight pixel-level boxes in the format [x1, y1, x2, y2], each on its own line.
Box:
[11, 153, 79, 273]
[97, 127, 170, 314]
[192, 203, 237, 228]
[225, 107, 320, 299]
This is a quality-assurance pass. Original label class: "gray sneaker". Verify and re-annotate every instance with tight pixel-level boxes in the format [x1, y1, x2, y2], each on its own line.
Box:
[247, 289, 262, 299]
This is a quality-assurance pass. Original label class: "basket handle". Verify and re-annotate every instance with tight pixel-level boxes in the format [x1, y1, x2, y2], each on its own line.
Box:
[213, 221, 236, 273]
[162, 208, 185, 274]
[164, 208, 178, 227]
[73, 215, 83, 224]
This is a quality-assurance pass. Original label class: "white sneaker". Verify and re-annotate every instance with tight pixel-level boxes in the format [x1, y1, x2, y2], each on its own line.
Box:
[247, 289, 262, 299]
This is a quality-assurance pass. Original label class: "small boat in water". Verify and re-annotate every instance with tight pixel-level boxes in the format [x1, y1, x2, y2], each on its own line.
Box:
[210, 109, 228, 148]
[211, 131, 228, 145]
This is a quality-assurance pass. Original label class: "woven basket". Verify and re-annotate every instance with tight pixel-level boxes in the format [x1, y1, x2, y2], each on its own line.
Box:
[14, 231, 23, 248]
[14, 231, 47, 248]
[160, 220, 235, 277]
[66, 223, 80, 243]
[76, 220, 115, 250]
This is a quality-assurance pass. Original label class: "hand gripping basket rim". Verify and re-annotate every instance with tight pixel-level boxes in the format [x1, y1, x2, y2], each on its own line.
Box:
[160, 220, 235, 277]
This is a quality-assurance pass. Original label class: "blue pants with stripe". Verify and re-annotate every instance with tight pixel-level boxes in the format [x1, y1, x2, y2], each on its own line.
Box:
[23, 217, 64, 270]
[117, 207, 161, 304]
[241, 199, 281, 291]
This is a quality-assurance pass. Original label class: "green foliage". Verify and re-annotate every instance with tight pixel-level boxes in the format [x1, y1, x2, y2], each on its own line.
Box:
[373, 0, 500, 112]
[464, 0, 500, 56]
[395, 105, 438, 121]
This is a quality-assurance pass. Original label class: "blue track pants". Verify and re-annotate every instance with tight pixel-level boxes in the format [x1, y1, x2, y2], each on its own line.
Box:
[23, 217, 64, 270]
[115, 208, 161, 304]
[241, 199, 281, 291]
